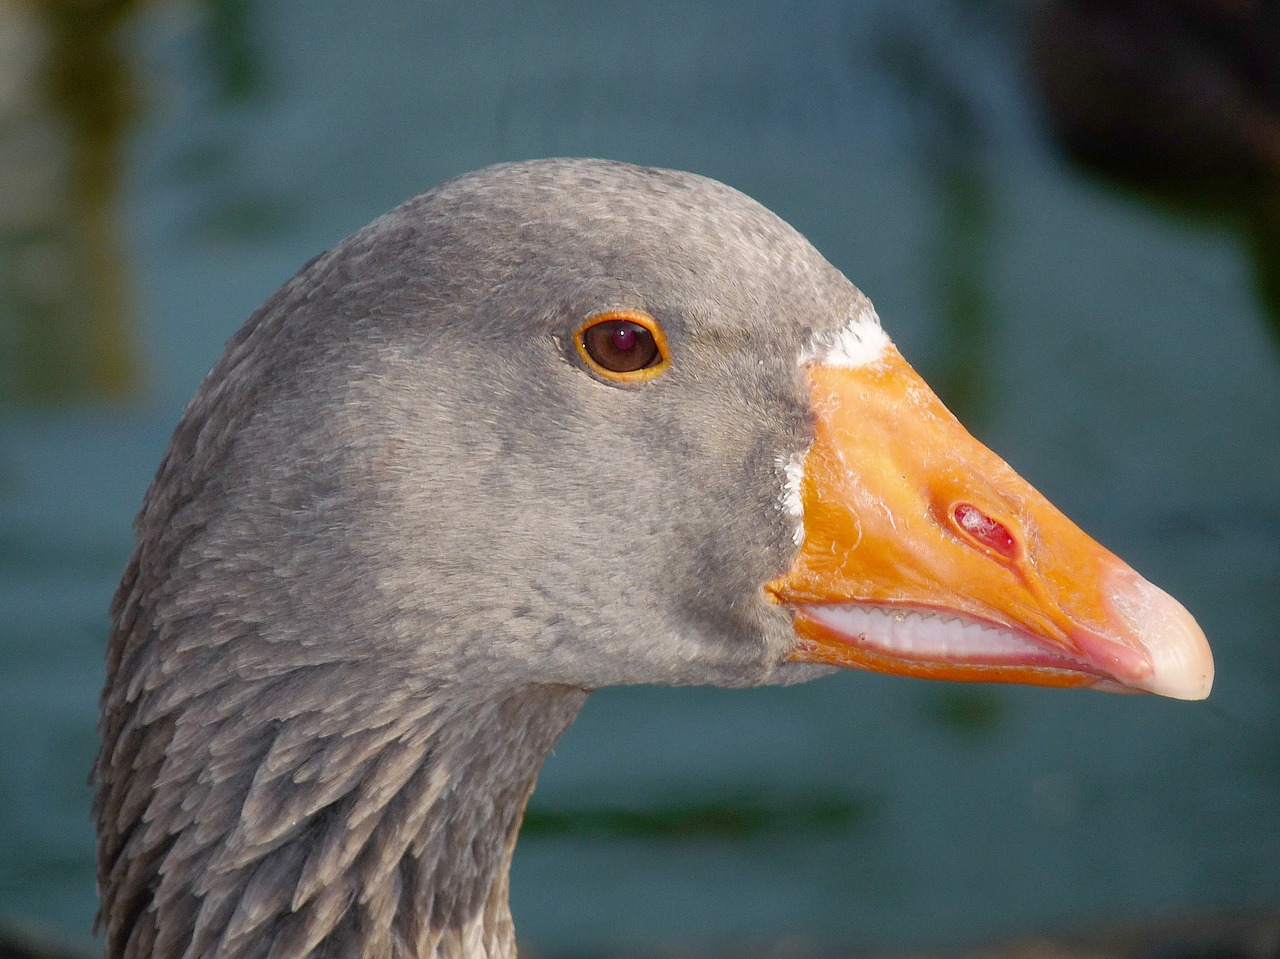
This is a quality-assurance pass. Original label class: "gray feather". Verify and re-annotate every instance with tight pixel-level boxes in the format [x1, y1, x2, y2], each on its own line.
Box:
[95, 158, 873, 959]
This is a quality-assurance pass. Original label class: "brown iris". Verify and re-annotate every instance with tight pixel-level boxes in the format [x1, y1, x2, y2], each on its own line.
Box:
[575, 310, 670, 381]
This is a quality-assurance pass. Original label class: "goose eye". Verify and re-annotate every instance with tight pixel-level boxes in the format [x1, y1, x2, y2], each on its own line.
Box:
[584, 321, 657, 371]
[575, 311, 670, 381]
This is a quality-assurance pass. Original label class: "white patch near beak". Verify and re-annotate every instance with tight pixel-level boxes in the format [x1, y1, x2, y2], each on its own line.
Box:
[799, 301, 889, 368]
[781, 301, 886, 550]
[777, 450, 807, 546]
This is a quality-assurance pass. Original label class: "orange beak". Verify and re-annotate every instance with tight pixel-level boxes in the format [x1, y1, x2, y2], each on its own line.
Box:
[767, 344, 1213, 700]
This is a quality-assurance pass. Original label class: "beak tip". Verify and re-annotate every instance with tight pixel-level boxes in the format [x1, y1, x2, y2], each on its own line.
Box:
[1107, 568, 1214, 701]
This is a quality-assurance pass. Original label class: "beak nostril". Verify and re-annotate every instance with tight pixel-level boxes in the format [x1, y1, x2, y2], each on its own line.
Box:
[953, 503, 1019, 561]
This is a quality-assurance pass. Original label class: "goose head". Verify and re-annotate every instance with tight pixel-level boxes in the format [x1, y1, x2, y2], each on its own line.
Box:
[95, 158, 1212, 959]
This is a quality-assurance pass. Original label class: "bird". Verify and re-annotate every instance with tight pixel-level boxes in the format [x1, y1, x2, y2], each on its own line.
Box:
[93, 158, 1214, 959]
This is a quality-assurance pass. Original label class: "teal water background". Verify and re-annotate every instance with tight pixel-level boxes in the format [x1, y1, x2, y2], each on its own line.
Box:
[1, 0, 1278, 955]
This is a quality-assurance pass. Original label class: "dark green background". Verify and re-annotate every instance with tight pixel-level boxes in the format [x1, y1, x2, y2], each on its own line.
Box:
[1, 1, 1276, 955]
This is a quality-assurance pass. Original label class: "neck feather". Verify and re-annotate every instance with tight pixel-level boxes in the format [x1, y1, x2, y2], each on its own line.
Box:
[96, 666, 586, 959]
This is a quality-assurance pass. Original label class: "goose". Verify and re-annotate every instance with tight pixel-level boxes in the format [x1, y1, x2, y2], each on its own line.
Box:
[94, 158, 1214, 959]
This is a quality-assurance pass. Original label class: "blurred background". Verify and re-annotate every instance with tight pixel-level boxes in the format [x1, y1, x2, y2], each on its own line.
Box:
[1, 0, 1278, 956]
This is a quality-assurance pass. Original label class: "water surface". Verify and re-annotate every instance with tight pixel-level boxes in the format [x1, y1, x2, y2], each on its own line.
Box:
[0, 0, 1277, 954]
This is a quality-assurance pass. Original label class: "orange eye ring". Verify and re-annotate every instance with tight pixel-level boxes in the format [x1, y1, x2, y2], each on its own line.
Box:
[574, 309, 671, 383]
